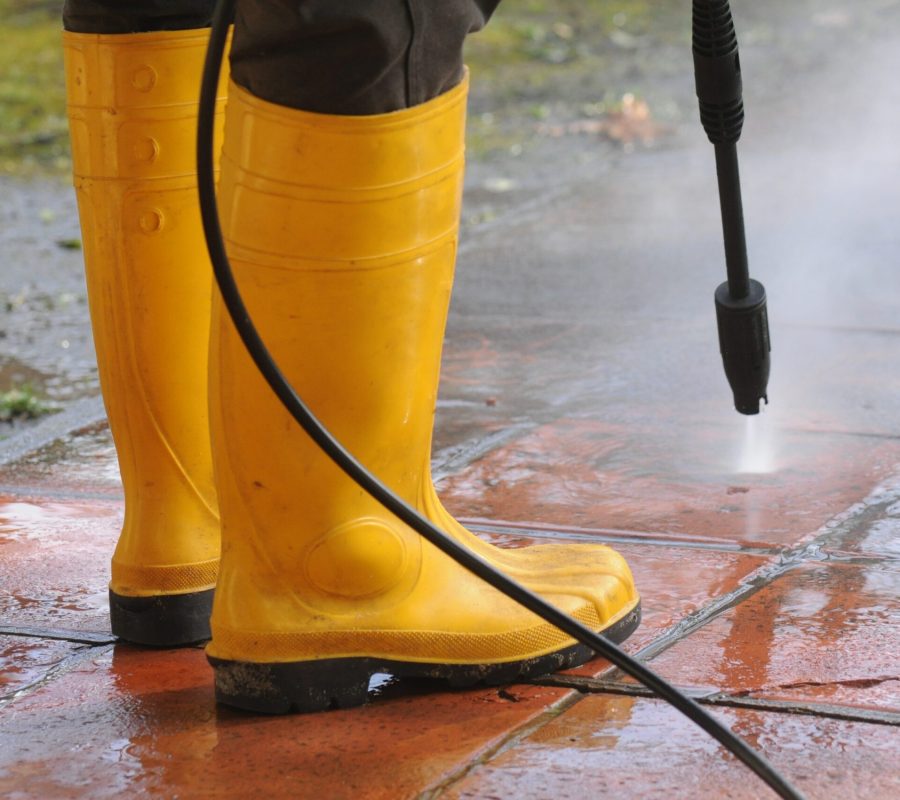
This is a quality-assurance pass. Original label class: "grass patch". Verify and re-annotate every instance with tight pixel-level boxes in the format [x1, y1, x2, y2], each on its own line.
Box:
[0, 0, 688, 171]
[463, 0, 689, 160]
[0, 0, 69, 177]
[0, 384, 58, 421]
[465, 0, 687, 78]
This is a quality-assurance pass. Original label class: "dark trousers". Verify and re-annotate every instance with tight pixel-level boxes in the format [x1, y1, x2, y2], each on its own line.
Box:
[62, 0, 500, 114]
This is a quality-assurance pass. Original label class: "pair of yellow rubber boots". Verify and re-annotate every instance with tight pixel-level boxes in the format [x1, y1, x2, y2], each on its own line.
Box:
[65, 28, 639, 713]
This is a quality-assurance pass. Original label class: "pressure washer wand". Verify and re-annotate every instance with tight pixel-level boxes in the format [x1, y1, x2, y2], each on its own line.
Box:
[693, 0, 771, 415]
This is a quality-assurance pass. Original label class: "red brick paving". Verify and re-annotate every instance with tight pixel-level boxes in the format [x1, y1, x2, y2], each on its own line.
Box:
[0, 424, 898, 798]
[0, 495, 116, 633]
[437, 418, 900, 548]
[633, 561, 900, 714]
[473, 529, 777, 678]
[0, 644, 572, 800]
[0, 635, 89, 699]
[441, 695, 900, 800]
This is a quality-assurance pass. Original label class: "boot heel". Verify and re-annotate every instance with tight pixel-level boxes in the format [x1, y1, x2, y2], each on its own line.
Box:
[110, 588, 213, 647]
[210, 657, 374, 714]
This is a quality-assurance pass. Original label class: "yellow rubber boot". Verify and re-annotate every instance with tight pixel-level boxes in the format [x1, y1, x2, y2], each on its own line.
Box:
[207, 76, 640, 712]
[64, 29, 227, 645]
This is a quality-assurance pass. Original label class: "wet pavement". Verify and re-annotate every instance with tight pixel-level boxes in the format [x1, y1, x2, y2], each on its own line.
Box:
[2, 0, 900, 797]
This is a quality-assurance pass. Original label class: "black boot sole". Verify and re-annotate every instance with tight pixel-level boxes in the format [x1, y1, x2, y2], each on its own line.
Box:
[110, 588, 214, 647]
[209, 601, 640, 714]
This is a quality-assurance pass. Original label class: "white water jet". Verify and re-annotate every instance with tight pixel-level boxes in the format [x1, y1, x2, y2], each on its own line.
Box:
[737, 407, 776, 474]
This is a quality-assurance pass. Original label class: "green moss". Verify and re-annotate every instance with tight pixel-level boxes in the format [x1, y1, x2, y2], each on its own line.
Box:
[0, 1, 69, 177]
[0, 384, 58, 421]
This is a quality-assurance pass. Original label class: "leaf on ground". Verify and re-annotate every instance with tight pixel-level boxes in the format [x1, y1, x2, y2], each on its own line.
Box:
[535, 94, 668, 146]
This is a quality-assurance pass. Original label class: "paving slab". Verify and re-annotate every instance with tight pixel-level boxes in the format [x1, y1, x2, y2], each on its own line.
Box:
[634, 560, 900, 715]
[0, 635, 92, 702]
[441, 694, 900, 800]
[439, 417, 900, 549]
[0, 644, 573, 800]
[0, 419, 777, 683]
[0, 493, 116, 634]
[469, 528, 775, 679]
[821, 471, 900, 562]
[1, 1, 899, 797]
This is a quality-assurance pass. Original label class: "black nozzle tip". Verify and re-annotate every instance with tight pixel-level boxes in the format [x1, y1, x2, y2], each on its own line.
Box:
[735, 393, 768, 416]
[715, 280, 771, 416]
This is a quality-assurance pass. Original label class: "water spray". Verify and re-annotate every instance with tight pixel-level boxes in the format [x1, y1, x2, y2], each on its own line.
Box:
[693, 0, 771, 415]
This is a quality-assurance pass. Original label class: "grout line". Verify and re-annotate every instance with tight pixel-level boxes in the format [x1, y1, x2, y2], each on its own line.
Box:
[778, 426, 900, 442]
[702, 695, 900, 727]
[619, 556, 806, 670]
[819, 550, 900, 566]
[530, 676, 900, 727]
[464, 520, 783, 556]
[432, 423, 535, 483]
[0, 625, 116, 646]
[0, 643, 114, 709]
[463, 517, 774, 549]
[0, 484, 122, 502]
[592, 469, 900, 680]
[416, 688, 583, 799]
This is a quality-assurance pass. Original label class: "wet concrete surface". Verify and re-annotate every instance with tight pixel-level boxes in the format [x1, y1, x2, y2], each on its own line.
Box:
[2, 0, 900, 797]
[0, 176, 95, 404]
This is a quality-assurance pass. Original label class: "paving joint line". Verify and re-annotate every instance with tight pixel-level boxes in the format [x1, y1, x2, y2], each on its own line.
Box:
[608, 470, 900, 680]
[464, 520, 784, 556]
[0, 484, 122, 502]
[416, 687, 583, 799]
[529, 676, 900, 727]
[820, 550, 899, 566]
[0, 625, 116, 646]
[609, 553, 830, 675]
[432, 422, 536, 483]
[573, 467, 900, 682]
[779, 427, 900, 442]
[0, 643, 114, 709]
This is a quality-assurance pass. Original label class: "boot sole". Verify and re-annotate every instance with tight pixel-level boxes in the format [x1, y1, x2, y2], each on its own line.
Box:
[209, 601, 640, 714]
[110, 588, 214, 647]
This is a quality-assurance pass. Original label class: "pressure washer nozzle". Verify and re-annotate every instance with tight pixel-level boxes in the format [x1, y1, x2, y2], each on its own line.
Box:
[715, 279, 770, 415]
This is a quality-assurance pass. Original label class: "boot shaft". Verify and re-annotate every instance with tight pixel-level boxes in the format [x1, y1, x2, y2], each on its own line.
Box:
[64, 29, 224, 605]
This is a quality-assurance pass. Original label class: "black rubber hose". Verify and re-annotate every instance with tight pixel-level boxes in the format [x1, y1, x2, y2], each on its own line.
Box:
[196, 3, 805, 798]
